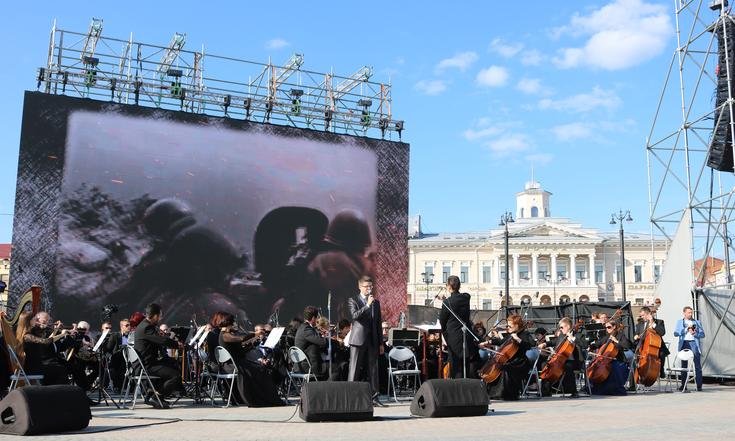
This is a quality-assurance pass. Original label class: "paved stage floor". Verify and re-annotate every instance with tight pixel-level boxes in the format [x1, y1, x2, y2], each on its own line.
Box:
[18, 384, 735, 440]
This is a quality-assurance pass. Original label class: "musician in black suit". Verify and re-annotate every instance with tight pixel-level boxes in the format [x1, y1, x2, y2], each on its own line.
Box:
[294, 306, 328, 379]
[439, 276, 479, 379]
[590, 319, 632, 396]
[133, 303, 181, 408]
[347, 276, 382, 399]
[633, 306, 669, 377]
[104, 319, 131, 392]
[538, 317, 584, 398]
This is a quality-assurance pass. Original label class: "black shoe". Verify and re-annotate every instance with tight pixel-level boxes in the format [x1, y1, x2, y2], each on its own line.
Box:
[569, 392, 580, 399]
[697, 387, 703, 392]
[150, 398, 170, 409]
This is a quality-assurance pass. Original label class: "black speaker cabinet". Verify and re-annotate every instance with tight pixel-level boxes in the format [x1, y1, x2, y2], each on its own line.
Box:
[0, 385, 91, 435]
[299, 381, 373, 422]
[410, 379, 489, 418]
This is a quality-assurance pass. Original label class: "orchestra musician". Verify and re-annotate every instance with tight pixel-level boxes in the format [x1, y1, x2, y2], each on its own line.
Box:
[479, 314, 536, 400]
[217, 312, 285, 407]
[133, 303, 182, 408]
[294, 306, 328, 379]
[439, 275, 478, 379]
[331, 319, 351, 381]
[104, 318, 131, 393]
[633, 306, 669, 378]
[590, 319, 632, 396]
[538, 317, 584, 398]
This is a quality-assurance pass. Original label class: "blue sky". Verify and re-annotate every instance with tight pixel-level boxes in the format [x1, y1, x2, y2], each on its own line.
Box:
[0, 0, 689, 242]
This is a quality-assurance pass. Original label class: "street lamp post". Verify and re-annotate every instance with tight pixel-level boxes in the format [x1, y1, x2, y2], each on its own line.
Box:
[545, 274, 559, 305]
[610, 210, 633, 302]
[421, 271, 434, 304]
[499, 212, 514, 313]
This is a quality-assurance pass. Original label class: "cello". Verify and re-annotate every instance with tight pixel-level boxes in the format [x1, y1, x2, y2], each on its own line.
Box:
[539, 319, 584, 383]
[634, 325, 663, 387]
[479, 337, 519, 384]
[586, 308, 625, 384]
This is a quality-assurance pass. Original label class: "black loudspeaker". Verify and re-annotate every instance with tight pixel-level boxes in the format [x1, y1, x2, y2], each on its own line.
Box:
[410, 379, 489, 418]
[299, 381, 373, 422]
[710, 23, 735, 172]
[0, 385, 91, 435]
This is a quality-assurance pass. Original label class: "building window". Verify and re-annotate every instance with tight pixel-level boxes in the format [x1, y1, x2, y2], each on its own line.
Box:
[519, 263, 530, 280]
[520, 208, 524, 218]
[575, 262, 586, 281]
[615, 262, 622, 283]
[559, 295, 571, 304]
[520, 295, 532, 305]
[557, 262, 567, 280]
[442, 266, 451, 283]
[531, 206, 539, 217]
[634, 298, 645, 306]
[595, 263, 604, 283]
[654, 265, 661, 283]
[538, 262, 548, 280]
[500, 261, 507, 282]
[579, 295, 590, 303]
[634, 264, 643, 283]
[423, 266, 434, 282]
[482, 299, 493, 310]
[539, 295, 551, 305]
[482, 265, 492, 284]
[460, 265, 469, 283]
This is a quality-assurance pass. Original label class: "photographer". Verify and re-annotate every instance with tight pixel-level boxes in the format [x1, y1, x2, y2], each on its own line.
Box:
[674, 306, 705, 391]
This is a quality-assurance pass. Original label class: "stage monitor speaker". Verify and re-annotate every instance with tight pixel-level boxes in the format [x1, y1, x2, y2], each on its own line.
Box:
[410, 379, 489, 418]
[299, 381, 373, 422]
[0, 385, 91, 435]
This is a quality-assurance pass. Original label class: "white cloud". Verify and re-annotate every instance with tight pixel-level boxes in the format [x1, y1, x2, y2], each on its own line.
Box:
[517, 78, 542, 95]
[521, 49, 543, 66]
[552, 0, 672, 70]
[476, 66, 509, 87]
[551, 122, 593, 141]
[486, 134, 531, 155]
[462, 126, 503, 141]
[525, 153, 554, 165]
[490, 38, 524, 58]
[538, 86, 621, 113]
[265, 38, 290, 50]
[436, 51, 478, 72]
[414, 79, 448, 96]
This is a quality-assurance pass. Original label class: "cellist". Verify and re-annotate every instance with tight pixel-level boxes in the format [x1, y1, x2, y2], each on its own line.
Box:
[478, 314, 535, 400]
[633, 306, 669, 379]
[538, 317, 584, 398]
[590, 319, 632, 395]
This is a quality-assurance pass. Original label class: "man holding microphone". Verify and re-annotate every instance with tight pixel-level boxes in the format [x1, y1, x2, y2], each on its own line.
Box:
[347, 276, 383, 403]
[674, 306, 705, 391]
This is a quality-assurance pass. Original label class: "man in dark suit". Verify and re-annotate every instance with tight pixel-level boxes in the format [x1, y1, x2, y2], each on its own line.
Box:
[133, 303, 181, 408]
[347, 276, 382, 399]
[633, 306, 670, 378]
[294, 306, 328, 379]
[439, 275, 478, 379]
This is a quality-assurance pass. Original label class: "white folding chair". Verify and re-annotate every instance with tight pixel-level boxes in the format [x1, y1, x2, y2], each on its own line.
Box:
[521, 348, 542, 398]
[387, 346, 421, 402]
[197, 348, 216, 404]
[212, 346, 238, 407]
[6, 345, 44, 390]
[121, 345, 163, 409]
[667, 349, 696, 392]
[286, 346, 317, 399]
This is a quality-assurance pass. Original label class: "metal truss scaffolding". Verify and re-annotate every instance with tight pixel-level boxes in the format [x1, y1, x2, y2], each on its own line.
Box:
[647, 0, 735, 288]
[37, 19, 403, 139]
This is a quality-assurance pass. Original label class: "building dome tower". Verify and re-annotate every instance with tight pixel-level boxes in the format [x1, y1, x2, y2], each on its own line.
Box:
[516, 179, 551, 219]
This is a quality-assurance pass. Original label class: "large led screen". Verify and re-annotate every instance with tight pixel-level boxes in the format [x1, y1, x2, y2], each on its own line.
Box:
[10, 92, 409, 327]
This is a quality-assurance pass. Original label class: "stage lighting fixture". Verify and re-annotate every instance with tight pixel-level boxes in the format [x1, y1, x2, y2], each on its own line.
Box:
[244, 97, 252, 120]
[223, 94, 231, 115]
[110, 78, 117, 99]
[324, 108, 333, 131]
[358, 99, 372, 108]
[82, 56, 99, 66]
[62, 72, 69, 93]
[395, 120, 404, 139]
[37, 68, 46, 89]
[134, 80, 142, 105]
[265, 100, 273, 121]
[167, 68, 183, 78]
[379, 117, 389, 138]
[290, 89, 304, 115]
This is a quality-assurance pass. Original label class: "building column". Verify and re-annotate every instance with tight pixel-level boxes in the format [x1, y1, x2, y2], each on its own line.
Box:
[531, 253, 539, 286]
[512, 253, 520, 287]
[589, 254, 596, 287]
[494, 255, 500, 286]
[570, 254, 577, 287]
[550, 253, 558, 282]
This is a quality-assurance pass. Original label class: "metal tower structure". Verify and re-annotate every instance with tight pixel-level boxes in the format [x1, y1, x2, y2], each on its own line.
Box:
[647, 0, 735, 287]
[38, 20, 403, 139]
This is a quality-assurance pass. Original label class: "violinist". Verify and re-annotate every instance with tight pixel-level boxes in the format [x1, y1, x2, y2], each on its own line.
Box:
[294, 306, 328, 379]
[589, 319, 631, 396]
[22, 312, 75, 386]
[633, 306, 669, 378]
[331, 319, 352, 381]
[538, 317, 584, 398]
[479, 314, 535, 400]
[218, 312, 285, 407]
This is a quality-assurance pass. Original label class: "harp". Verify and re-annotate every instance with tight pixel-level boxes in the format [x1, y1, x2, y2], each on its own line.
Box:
[0, 285, 42, 371]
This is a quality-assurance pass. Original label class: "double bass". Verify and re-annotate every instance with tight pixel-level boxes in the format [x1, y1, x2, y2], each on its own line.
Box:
[634, 325, 663, 387]
[539, 319, 584, 383]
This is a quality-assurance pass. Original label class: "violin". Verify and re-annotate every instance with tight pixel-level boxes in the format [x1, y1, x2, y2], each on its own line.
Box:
[539, 319, 584, 383]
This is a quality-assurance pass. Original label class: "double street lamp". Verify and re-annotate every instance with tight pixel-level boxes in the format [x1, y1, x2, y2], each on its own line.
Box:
[610, 209, 633, 302]
[421, 271, 434, 305]
[499, 211, 514, 312]
[545, 273, 561, 305]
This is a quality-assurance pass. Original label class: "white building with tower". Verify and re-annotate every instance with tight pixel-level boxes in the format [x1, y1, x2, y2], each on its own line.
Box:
[407, 181, 669, 309]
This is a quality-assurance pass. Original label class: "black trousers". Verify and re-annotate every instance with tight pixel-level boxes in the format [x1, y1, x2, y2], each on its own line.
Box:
[560, 359, 583, 394]
[447, 346, 478, 379]
[146, 359, 182, 397]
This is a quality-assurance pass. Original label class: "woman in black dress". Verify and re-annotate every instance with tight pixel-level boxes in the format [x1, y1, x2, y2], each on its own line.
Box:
[479, 314, 535, 400]
[215, 312, 284, 407]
